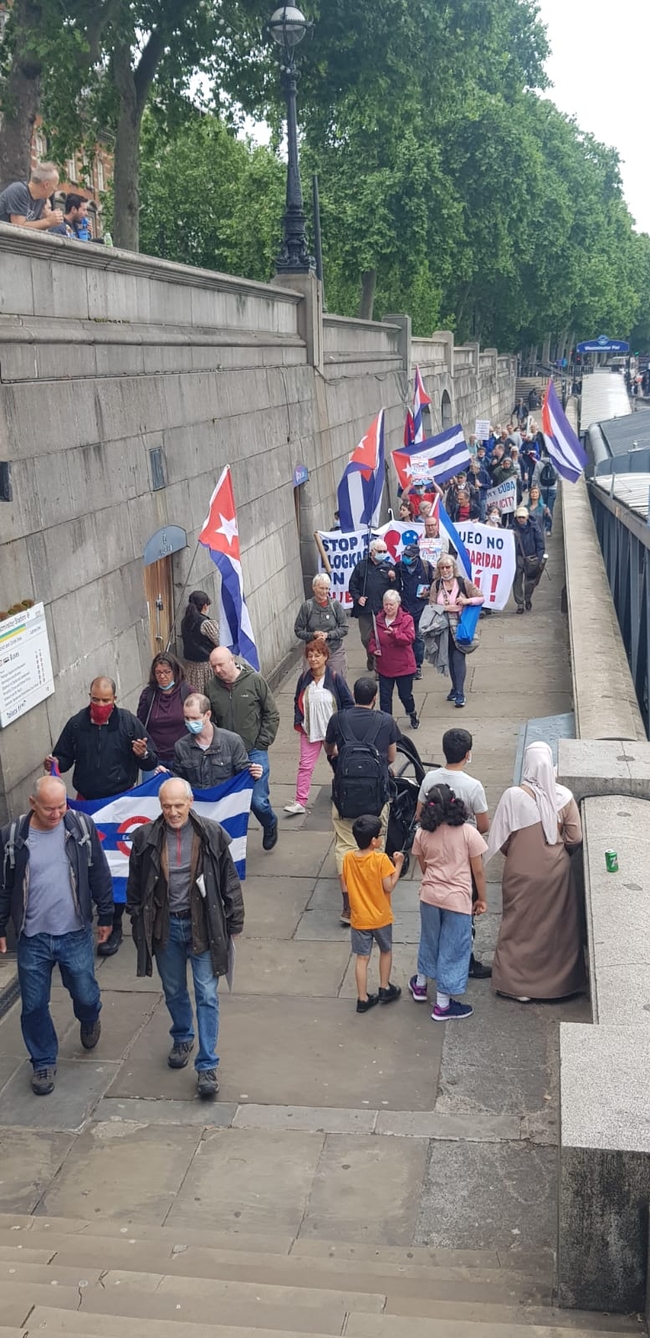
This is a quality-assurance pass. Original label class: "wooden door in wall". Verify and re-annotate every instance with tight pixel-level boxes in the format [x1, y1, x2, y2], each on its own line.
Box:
[143, 557, 173, 659]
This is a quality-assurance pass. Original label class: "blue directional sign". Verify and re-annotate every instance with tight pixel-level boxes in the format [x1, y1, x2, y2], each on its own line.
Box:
[576, 334, 630, 354]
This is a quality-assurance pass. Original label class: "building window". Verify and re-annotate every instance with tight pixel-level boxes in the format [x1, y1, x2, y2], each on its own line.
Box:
[149, 448, 166, 492]
[96, 159, 105, 193]
[34, 132, 46, 158]
[66, 157, 76, 183]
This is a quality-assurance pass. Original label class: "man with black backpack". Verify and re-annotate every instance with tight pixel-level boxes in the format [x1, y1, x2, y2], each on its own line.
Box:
[325, 677, 399, 925]
[535, 458, 558, 535]
[0, 776, 113, 1096]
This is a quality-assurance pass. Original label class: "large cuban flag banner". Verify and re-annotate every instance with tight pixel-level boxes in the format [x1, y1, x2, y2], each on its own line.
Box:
[337, 410, 386, 532]
[69, 771, 254, 904]
[392, 424, 471, 490]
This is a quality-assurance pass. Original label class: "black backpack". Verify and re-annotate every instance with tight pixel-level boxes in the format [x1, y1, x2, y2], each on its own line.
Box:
[540, 461, 557, 488]
[332, 713, 390, 820]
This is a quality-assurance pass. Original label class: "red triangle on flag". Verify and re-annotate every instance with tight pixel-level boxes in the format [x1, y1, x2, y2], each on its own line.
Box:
[198, 466, 241, 560]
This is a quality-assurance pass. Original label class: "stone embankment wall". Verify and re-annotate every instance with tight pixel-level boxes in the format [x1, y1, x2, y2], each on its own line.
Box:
[0, 225, 515, 818]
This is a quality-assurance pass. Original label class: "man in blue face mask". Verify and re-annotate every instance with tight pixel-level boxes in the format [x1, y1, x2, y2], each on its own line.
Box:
[395, 544, 435, 681]
[168, 693, 258, 790]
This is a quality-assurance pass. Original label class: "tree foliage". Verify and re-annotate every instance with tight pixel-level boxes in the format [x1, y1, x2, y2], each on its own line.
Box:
[1, 0, 649, 349]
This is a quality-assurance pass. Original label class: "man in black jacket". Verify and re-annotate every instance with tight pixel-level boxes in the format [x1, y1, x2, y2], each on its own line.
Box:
[513, 506, 545, 613]
[395, 544, 434, 680]
[44, 676, 157, 959]
[126, 777, 244, 1100]
[348, 539, 397, 670]
[0, 776, 113, 1096]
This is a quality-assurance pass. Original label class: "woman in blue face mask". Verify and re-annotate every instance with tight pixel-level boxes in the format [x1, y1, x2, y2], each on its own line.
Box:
[137, 653, 192, 768]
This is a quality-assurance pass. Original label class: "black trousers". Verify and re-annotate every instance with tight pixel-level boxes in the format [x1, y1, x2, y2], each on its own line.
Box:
[378, 673, 415, 717]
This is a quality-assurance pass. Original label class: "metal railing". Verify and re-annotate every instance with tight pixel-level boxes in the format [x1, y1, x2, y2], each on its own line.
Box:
[590, 481, 650, 732]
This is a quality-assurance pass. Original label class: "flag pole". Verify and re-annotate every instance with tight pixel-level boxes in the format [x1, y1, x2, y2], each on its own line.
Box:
[313, 531, 332, 574]
[164, 538, 201, 652]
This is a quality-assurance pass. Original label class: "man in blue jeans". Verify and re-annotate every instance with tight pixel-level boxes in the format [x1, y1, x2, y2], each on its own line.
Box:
[0, 775, 113, 1096]
[126, 778, 244, 1100]
[207, 648, 280, 851]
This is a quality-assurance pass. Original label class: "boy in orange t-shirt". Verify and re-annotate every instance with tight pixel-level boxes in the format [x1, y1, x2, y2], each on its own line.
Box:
[343, 814, 404, 1013]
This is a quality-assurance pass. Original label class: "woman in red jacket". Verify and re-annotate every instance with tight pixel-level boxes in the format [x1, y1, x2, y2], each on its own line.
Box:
[368, 590, 419, 729]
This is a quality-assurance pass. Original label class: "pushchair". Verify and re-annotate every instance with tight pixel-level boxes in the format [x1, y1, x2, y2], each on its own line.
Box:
[385, 732, 439, 877]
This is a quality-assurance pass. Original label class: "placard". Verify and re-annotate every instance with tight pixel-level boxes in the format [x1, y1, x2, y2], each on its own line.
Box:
[0, 602, 54, 727]
[474, 418, 491, 440]
[317, 530, 371, 606]
[486, 478, 517, 514]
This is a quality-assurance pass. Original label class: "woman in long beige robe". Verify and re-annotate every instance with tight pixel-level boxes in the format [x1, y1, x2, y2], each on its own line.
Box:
[486, 742, 585, 1002]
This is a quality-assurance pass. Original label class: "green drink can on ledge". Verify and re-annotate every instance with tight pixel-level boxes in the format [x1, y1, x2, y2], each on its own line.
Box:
[605, 850, 619, 873]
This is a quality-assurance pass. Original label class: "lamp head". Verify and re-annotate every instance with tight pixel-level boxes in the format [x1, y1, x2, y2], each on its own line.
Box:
[268, 4, 309, 48]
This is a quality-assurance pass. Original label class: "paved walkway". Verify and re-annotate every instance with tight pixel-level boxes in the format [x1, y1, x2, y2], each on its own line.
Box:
[0, 511, 589, 1260]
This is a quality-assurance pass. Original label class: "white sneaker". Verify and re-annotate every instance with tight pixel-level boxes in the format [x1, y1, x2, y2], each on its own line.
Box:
[284, 801, 306, 816]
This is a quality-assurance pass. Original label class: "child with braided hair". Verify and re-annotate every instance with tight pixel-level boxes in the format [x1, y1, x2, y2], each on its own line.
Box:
[409, 783, 487, 1020]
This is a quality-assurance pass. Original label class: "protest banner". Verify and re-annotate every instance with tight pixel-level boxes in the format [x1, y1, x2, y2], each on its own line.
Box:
[453, 521, 516, 609]
[486, 478, 517, 514]
[474, 418, 491, 440]
[376, 519, 423, 560]
[317, 529, 371, 606]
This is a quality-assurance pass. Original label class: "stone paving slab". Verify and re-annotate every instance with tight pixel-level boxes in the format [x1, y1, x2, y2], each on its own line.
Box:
[0, 1130, 75, 1213]
[58, 992, 158, 1063]
[236, 876, 316, 939]
[231, 939, 351, 997]
[38, 1122, 203, 1223]
[415, 1141, 558, 1255]
[94, 941, 165, 993]
[244, 830, 333, 880]
[165, 1127, 324, 1233]
[96, 1096, 237, 1126]
[0, 1060, 120, 1133]
[298, 1132, 428, 1246]
[106, 994, 443, 1111]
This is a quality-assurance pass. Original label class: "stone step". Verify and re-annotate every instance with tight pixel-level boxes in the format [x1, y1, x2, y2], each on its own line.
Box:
[23, 1304, 642, 1338]
[10, 1234, 552, 1304]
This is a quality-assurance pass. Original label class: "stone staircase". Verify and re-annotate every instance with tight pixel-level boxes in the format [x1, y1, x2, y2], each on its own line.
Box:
[0, 1213, 643, 1338]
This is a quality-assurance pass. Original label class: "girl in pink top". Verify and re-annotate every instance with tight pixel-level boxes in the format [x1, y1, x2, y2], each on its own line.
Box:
[409, 784, 487, 1021]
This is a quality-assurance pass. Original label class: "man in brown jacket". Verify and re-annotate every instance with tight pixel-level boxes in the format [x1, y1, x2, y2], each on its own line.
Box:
[126, 777, 244, 1099]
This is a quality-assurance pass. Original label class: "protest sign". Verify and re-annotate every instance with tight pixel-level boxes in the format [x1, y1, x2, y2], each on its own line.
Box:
[474, 418, 491, 440]
[486, 478, 517, 514]
[453, 521, 516, 609]
[317, 529, 371, 606]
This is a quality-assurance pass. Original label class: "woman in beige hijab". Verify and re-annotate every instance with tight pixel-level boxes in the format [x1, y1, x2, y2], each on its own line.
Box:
[486, 742, 585, 1002]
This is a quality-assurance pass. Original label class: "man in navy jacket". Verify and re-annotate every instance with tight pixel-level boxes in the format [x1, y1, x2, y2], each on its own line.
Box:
[0, 775, 113, 1096]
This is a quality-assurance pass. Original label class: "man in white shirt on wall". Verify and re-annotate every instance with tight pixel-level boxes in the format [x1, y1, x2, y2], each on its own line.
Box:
[416, 727, 491, 980]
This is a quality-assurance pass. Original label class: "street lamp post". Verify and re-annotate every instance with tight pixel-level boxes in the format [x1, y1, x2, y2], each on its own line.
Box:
[268, 4, 315, 276]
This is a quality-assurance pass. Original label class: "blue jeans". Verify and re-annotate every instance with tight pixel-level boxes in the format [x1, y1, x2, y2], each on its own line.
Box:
[542, 487, 557, 531]
[417, 902, 473, 996]
[17, 927, 101, 1070]
[154, 916, 219, 1070]
[248, 747, 276, 832]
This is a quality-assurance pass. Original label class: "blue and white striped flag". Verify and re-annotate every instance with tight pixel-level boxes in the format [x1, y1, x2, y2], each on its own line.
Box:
[438, 501, 472, 581]
[68, 771, 254, 904]
[337, 410, 385, 532]
[392, 424, 470, 490]
[542, 380, 587, 483]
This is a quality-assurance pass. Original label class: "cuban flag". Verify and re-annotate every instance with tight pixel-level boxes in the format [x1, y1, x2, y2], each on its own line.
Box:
[198, 466, 259, 670]
[412, 366, 431, 443]
[438, 501, 472, 581]
[542, 380, 588, 483]
[392, 424, 470, 491]
[68, 771, 254, 904]
[337, 409, 385, 533]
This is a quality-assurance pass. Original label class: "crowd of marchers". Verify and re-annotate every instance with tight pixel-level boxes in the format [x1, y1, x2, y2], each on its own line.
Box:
[0, 394, 581, 1105]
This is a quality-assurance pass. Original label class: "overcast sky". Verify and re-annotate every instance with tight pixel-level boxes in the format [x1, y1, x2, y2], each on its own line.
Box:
[537, 0, 650, 234]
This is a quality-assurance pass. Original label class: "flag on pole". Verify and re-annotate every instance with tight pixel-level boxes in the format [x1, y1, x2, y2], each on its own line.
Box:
[412, 366, 431, 443]
[438, 501, 472, 581]
[337, 409, 386, 532]
[198, 466, 260, 670]
[392, 424, 470, 491]
[68, 771, 255, 903]
[404, 408, 415, 449]
[542, 380, 588, 483]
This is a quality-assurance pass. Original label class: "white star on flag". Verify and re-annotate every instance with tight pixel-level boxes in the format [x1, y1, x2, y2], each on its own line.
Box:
[216, 512, 238, 546]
